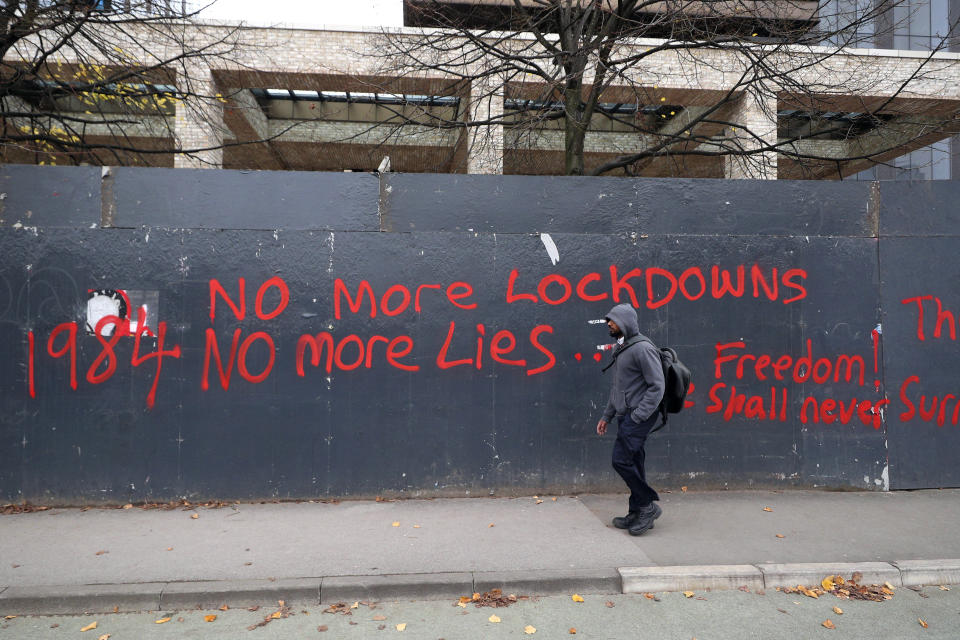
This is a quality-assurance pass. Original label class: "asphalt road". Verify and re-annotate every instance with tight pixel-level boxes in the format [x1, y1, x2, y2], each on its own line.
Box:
[3, 584, 957, 639]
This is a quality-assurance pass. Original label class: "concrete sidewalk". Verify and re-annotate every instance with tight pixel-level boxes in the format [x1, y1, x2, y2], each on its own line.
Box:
[3, 489, 960, 614]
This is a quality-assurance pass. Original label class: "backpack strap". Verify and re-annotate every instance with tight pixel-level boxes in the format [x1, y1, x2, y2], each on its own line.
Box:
[600, 334, 651, 373]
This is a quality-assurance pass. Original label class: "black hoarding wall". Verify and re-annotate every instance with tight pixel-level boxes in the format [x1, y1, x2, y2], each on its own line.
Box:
[0, 166, 955, 504]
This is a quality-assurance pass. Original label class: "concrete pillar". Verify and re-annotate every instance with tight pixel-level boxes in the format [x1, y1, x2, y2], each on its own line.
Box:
[723, 90, 778, 180]
[174, 63, 224, 168]
[466, 75, 503, 174]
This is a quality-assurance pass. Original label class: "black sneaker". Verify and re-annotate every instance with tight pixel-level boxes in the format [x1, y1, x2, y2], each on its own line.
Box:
[612, 512, 640, 529]
[628, 502, 662, 536]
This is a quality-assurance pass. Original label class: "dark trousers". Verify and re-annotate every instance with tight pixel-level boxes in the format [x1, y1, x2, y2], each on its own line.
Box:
[612, 412, 660, 513]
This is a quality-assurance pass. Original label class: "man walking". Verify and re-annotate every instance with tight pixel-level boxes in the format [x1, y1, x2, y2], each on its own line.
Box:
[596, 303, 665, 536]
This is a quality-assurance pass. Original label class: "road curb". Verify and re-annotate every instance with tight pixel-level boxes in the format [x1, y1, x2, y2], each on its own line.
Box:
[618, 559, 960, 594]
[894, 559, 960, 587]
[4, 560, 960, 615]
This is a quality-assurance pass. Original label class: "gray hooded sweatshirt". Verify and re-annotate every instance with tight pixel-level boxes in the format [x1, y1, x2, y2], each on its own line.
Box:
[602, 303, 666, 424]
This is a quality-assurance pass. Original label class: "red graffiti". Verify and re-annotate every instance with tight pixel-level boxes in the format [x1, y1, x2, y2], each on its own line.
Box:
[333, 279, 477, 319]
[209, 277, 290, 322]
[506, 264, 807, 308]
[801, 396, 888, 429]
[706, 383, 789, 421]
[898, 375, 960, 426]
[296, 332, 419, 374]
[202, 328, 277, 390]
[436, 321, 556, 376]
[714, 340, 866, 386]
[87, 315, 125, 385]
[27, 330, 36, 398]
[902, 295, 957, 341]
[130, 307, 182, 408]
[47, 323, 78, 390]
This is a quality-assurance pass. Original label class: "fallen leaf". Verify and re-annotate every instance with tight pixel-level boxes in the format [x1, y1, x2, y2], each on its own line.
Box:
[763, 507, 772, 512]
[776, 534, 785, 538]
[569, 628, 577, 634]
[644, 593, 655, 600]
[396, 622, 407, 631]
[884, 582, 896, 591]
[777, 608, 788, 614]
[683, 591, 695, 598]
[318, 624, 328, 631]
[571, 594, 584, 603]
[524, 625, 537, 634]
[413, 524, 421, 528]
[155, 617, 171, 624]
[270, 611, 282, 619]
[219, 604, 229, 611]
[605, 601, 615, 608]
[488, 523, 495, 527]
[681, 486, 688, 492]
[113, 606, 118, 614]
[552, 497, 557, 501]
[351, 602, 359, 609]
[204, 615, 217, 622]
[178, 617, 184, 622]
[97, 635, 110, 640]
[3, 616, 15, 620]
[919, 618, 928, 629]
[122, 503, 133, 509]
[95, 550, 109, 556]
[373, 615, 386, 621]
[166, 547, 173, 551]
[822, 576, 836, 591]
[488, 614, 501, 623]
[81, 622, 98, 632]
[852, 571, 863, 583]
[392, 521, 400, 527]
[822, 619, 835, 629]
[536, 499, 543, 504]
[456, 602, 467, 608]
[190, 513, 199, 519]
[378, 624, 386, 630]
[939, 585, 950, 591]
[833, 606, 843, 615]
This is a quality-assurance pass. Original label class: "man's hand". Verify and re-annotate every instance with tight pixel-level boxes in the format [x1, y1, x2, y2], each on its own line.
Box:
[596, 419, 608, 436]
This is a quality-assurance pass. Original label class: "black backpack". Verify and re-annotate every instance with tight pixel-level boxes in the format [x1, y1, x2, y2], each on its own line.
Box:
[602, 335, 692, 432]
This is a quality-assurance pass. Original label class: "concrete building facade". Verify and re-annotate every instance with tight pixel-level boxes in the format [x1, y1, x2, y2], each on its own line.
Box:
[4, 1, 960, 179]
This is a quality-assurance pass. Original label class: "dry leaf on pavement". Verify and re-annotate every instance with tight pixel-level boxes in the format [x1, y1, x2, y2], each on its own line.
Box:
[569, 628, 577, 634]
[488, 614, 501, 623]
[681, 486, 688, 492]
[776, 534, 785, 538]
[605, 601, 615, 608]
[524, 625, 537, 634]
[392, 521, 400, 527]
[683, 591, 695, 598]
[833, 606, 843, 615]
[919, 618, 929, 629]
[155, 617, 171, 624]
[763, 507, 772, 512]
[317, 625, 328, 632]
[80, 621, 97, 632]
[95, 550, 108, 556]
[822, 620, 835, 629]
[571, 594, 584, 603]
[372, 615, 386, 621]
[97, 635, 110, 640]
[396, 623, 407, 631]
[190, 513, 198, 519]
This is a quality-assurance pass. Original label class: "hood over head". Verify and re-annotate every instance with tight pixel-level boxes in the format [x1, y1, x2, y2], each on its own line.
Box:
[605, 303, 639, 339]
